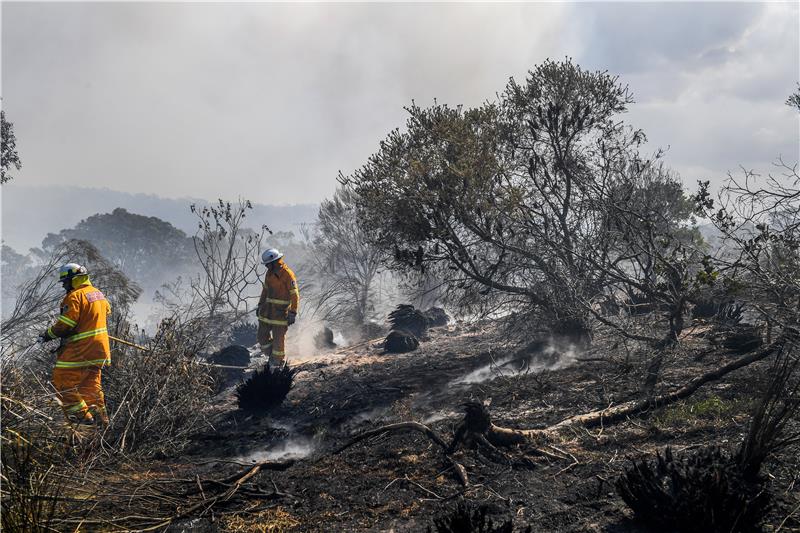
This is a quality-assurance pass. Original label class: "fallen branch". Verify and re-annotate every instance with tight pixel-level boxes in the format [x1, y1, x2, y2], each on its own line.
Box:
[479, 339, 785, 446]
[334, 422, 447, 453]
[548, 339, 783, 431]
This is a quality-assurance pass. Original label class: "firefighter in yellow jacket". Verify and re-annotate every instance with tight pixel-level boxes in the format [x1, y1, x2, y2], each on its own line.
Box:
[257, 249, 299, 367]
[39, 263, 111, 425]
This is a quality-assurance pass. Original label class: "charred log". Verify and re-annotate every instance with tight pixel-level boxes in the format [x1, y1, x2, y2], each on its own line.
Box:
[449, 403, 565, 463]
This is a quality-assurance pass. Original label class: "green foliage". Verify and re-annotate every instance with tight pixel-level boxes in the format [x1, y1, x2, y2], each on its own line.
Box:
[42, 208, 195, 290]
[344, 58, 700, 344]
[1, 110, 22, 184]
[787, 84, 800, 112]
[657, 394, 750, 426]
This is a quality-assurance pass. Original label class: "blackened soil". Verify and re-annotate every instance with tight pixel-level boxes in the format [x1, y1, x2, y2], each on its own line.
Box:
[168, 322, 798, 532]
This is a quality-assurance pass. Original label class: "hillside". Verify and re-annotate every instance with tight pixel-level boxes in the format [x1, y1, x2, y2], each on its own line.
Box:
[25, 321, 798, 532]
[0, 184, 318, 252]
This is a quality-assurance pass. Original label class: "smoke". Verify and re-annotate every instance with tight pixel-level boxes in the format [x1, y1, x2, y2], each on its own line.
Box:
[451, 340, 579, 386]
[236, 436, 316, 463]
[420, 410, 460, 425]
[340, 406, 391, 431]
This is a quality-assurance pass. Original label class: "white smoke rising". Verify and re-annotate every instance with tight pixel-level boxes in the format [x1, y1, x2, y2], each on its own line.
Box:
[451, 341, 579, 386]
[236, 436, 315, 463]
[420, 410, 460, 425]
[341, 406, 391, 430]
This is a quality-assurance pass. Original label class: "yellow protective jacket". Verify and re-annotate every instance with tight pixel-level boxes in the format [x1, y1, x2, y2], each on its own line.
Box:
[45, 282, 112, 368]
[257, 258, 299, 326]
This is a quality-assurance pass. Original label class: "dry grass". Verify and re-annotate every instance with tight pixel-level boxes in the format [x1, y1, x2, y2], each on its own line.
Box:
[221, 506, 302, 532]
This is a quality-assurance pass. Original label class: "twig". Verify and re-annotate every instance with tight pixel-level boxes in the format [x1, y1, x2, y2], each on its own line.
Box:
[334, 421, 448, 453]
[402, 475, 444, 500]
[776, 499, 800, 532]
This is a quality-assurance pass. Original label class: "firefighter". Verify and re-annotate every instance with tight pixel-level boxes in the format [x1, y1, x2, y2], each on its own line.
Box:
[256, 248, 299, 367]
[39, 263, 111, 425]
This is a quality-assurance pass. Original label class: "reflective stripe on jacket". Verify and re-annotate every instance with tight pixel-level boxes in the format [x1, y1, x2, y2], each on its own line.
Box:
[258, 258, 299, 325]
[47, 282, 112, 368]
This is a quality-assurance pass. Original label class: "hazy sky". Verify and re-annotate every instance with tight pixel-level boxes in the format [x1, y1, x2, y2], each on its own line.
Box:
[2, 2, 798, 206]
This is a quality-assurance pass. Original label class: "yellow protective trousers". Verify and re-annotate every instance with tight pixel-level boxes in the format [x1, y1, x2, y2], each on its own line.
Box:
[257, 322, 288, 365]
[52, 367, 108, 424]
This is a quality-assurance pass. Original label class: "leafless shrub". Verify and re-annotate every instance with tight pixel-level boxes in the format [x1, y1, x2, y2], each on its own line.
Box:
[154, 199, 267, 351]
[0, 358, 80, 532]
[305, 185, 392, 330]
[190, 198, 266, 318]
[102, 314, 215, 456]
[0, 427, 64, 532]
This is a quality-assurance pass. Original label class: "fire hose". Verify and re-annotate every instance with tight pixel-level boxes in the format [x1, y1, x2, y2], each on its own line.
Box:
[107, 335, 249, 369]
[108, 335, 149, 352]
[15, 334, 249, 370]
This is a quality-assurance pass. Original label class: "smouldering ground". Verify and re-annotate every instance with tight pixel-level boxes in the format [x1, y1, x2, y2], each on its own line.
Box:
[77, 321, 800, 531]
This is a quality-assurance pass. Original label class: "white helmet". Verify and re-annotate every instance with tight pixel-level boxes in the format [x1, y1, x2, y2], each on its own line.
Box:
[261, 248, 284, 265]
[59, 263, 88, 281]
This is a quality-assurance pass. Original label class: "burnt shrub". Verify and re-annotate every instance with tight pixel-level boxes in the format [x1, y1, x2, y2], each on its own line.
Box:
[0, 426, 64, 533]
[236, 364, 297, 412]
[716, 302, 744, 327]
[103, 321, 215, 456]
[424, 307, 450, 327]
[549, 314, 592, 347]
[616, 446, 770, 533]
[427, 502, 530, 533]
[692, 298, 722, 319]
[384, 330, 419, 353]
[361, 320, 387, 340]
[314, 327, 337, 350]
[227, 322, 258, 346]
[711, 323, 763, 354]
[388, 304, 429, 337]
[209, 345, 251, 389]
[692, 298, 744, 324]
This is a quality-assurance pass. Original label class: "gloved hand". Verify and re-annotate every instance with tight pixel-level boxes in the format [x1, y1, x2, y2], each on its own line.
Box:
[287, 311, 297, 326]
[38, 331, 51, 343]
